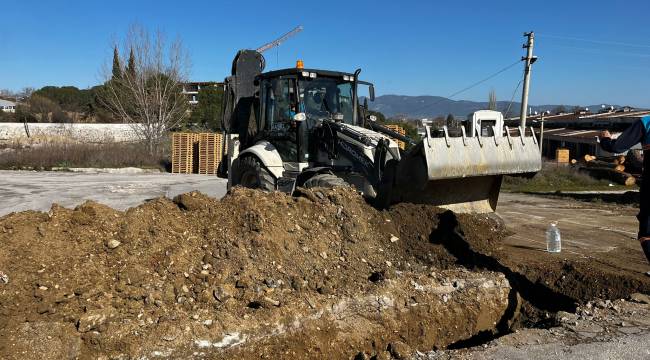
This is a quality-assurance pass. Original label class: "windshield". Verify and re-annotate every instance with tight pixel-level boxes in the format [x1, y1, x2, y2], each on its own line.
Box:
[298, 77, 354, 125]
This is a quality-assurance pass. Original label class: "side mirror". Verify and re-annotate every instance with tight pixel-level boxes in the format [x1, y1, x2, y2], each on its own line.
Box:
[367, 115, 377, 122]
[369, 85, 375, 102]
[293, 112, 306, 122]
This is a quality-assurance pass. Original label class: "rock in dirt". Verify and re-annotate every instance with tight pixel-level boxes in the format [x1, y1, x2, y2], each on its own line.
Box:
[388, 341, 412, 359]
[105, 239, 121, 249]
[629, 293, 650, 304]
[77, 309, 111, 333]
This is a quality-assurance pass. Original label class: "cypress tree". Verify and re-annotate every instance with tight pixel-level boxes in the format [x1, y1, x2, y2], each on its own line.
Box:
[488, 89, 497, 111]
[111, 47, 122, 80]
[127, 48, 136, 79]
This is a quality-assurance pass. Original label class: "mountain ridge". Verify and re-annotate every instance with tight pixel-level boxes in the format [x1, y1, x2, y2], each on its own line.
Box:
[367, 94, 621, 119]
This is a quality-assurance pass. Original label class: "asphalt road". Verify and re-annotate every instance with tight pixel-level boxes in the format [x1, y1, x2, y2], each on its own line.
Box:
[0, 170, 227, 216]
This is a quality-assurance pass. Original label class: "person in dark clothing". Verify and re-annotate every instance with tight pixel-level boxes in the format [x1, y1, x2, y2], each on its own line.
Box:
[600, 115, 650, 265]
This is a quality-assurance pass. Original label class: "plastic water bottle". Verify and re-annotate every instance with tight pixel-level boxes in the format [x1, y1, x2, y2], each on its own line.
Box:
[546, 222, 561, 253]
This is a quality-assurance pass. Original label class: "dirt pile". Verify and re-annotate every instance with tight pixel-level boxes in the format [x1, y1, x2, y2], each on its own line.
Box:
[0, 186, 647, 359]
[0, 187, 513, 359]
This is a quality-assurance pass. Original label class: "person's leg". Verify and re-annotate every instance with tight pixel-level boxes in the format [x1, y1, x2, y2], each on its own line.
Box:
[638, 180, 650, 263]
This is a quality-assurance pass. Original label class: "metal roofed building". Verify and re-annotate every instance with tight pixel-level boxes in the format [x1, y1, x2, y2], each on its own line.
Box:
[506, 109, 650, 160]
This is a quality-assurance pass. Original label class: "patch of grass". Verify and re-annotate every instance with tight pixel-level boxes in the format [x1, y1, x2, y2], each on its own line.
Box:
[0, 142, 169, 170]
[502, 162, 636, 193]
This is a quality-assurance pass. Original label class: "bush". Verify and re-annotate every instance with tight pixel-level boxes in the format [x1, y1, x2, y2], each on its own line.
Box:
[502, 162, 629, 192]
[0, 142, 169, 170]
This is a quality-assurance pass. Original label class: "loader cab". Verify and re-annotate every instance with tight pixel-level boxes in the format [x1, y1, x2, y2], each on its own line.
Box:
[256, 68, 362, 164]
[465, 110, 504, 138]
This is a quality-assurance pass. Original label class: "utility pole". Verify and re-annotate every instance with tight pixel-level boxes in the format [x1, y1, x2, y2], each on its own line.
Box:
[539, 111, 546, 153]
[520, 31, 537, 130]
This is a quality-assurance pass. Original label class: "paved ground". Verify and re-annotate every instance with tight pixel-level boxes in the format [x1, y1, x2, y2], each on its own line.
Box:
[0, 170, 227, 216]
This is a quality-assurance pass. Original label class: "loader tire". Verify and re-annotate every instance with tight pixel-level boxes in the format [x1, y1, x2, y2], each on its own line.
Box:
[303, 173, 348, 189]
[237, 156, 275, 192]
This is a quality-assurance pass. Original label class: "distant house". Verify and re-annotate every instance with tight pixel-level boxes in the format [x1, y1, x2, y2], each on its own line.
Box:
[0, 99, 16, 113]
[182, 82, 221, 105]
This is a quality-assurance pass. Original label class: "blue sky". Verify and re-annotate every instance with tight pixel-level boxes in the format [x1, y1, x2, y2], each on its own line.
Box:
[2, 0, 650, 107]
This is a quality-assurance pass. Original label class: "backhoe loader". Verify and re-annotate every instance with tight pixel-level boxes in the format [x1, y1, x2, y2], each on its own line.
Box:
[219, 50, 541, 213]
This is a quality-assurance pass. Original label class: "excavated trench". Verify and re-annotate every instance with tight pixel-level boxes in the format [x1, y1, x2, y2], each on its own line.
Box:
[0, 187, 647, 359]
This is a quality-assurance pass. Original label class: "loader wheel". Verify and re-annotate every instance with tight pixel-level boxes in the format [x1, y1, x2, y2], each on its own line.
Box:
[303, 173, 348, 189]
[237, 156, 275, 191]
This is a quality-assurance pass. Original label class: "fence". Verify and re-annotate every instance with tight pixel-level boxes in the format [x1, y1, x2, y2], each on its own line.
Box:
[0, 122, 141, 144]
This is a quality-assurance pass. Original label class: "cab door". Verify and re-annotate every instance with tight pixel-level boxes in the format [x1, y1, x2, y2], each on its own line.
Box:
[261, 77, 299, 163]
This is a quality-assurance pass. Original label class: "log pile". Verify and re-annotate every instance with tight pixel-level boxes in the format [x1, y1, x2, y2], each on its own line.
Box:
[577, 153, 639, 186]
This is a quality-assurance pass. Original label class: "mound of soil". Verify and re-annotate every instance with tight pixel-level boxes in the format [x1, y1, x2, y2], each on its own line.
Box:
[0, 187, 513, 359]
[0, 186, 646, 359]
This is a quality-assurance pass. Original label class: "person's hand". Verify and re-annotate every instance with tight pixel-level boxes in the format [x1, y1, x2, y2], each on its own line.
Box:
[600, 130, 612, 139]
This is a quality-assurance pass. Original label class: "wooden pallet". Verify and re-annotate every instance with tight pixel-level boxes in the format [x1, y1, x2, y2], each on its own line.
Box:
[171, 133, 198, 174]
[385, 124, 406, 150]
[197, 133, 223, 175]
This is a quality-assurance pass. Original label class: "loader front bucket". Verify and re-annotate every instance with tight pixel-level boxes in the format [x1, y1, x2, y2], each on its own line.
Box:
[391, 126, 542, 213]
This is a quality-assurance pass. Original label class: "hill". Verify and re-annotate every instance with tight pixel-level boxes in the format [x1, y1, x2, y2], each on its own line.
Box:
[368, 95, 612, 119]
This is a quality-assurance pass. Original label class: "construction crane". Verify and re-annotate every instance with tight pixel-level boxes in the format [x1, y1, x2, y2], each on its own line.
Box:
[256, 25, 303, 54]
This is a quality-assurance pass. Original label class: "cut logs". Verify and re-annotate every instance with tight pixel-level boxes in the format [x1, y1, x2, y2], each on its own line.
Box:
[579, 167, 636, 186]
[584, 160, 626, 173]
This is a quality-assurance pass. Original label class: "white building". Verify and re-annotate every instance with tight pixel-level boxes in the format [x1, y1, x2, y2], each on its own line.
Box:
[182, 82, 220, 105]
[0, 99, 16, 113]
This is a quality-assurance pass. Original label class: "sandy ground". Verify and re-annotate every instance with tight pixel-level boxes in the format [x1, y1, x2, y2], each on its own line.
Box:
[497, 192, 648, 275]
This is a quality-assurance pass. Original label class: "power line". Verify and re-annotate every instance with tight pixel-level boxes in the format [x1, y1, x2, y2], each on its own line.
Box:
[544, 44, 650, 58]
[537, 33, 650, 49]
[445, 59, 522, 100]
[407, 59, 523, 116]
[504, 77, 523, 119]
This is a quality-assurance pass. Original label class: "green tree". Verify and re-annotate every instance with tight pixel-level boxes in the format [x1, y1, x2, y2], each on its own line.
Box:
[190, 85, 223, 130]
[127, 48, 136, 80]
[27, 95, 59, 122]
[488, 89, 497, 111]
[446, 113, 455, 129]
[373, 110, 421, 143]
[112, 47, 122, 80]
[367, 110, 386, 123]
[552, 105, 567, 114]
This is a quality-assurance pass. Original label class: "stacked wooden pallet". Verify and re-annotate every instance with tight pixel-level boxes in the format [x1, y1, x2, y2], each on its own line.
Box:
[171, 133, 197, 174]
[555, 148, 570, 164]
[197, 133, 223, 175]
[171, 132, 224, 175]
[384, 124, 406, 150]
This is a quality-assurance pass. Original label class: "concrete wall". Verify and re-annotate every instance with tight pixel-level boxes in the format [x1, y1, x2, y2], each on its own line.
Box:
[0, 123, 142, 143]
